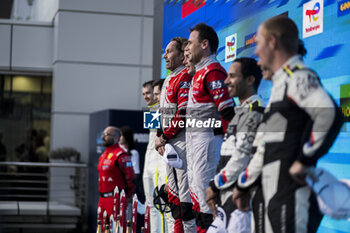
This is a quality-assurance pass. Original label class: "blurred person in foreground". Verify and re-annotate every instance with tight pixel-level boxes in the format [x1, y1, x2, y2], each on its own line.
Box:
[233, 16, 343, 233]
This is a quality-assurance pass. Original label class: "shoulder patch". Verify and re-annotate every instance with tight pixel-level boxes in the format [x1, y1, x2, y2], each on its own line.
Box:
[125, 161, 133, 168]
[179, 81, 191, 89]
[293, 70, 320, 100]
[120, 155, 130, 163]
[249, 101, 265, 113]
[213, 93, 224, 100]
[208, 80, 226, 91]
[107, 153, 114, 160]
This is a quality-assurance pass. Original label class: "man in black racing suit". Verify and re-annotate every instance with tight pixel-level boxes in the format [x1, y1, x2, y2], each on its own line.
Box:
[233, 16, 343, 233]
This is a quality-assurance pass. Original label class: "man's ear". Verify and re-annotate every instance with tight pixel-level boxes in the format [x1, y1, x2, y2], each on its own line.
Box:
[201, 39, 209, 50]
[268, 34, 277, 50]
[246, 75, 255, 87]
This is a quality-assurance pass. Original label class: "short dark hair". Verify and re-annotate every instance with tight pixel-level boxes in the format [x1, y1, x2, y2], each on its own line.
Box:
[171, 37, 188, 53]
[190, 23, 218, 54]
[234, 57, 262, 91]
[152, 79, 165, 90]
[182, 40, 189, 51]
[142, 80, 154, 88]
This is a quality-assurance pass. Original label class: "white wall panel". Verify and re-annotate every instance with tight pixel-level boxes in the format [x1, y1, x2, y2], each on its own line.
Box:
[12, 25, 53, 70]
[51, 113, 90, 162]
[55, 12, 142, 65]
[140, 68, 153, 86]
[59, 0, 142, 16]
[0, 24, 11, 69]
[144, 0, 154, 16]
[53, 63, 141, 113]
[50, 113, 88, 205]
[31, 0, 59, 22]
[53, 13, 59, 63]
[142, 18, 154, 66]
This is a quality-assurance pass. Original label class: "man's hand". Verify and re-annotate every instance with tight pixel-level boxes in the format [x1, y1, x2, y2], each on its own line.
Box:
[155, 136, 166, 155]
[163, 183, 169, 193]
[289, 160, 307, 185]
[156, 145, 165, 155]
[155, 137, 163, 149]
[232, 187, 250, 212]
[206, 187, 220, 218]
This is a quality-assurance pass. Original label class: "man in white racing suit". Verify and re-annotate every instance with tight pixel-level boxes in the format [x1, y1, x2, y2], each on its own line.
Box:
[205, 58, 264, 233]
[233, 16, 343, 233]
[142, 81, 168, 232]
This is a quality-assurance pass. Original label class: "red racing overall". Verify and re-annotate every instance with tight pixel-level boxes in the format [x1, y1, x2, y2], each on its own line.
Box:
[186, 54, 235, 232]
[97, 144, 135, 227]
[159, 65, 196, 233]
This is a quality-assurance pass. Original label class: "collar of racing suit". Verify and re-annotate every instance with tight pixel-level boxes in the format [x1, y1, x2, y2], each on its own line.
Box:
[234, 94, 262, 114]
[160, 65, 186, 108]
[148, 102, 159, 112]
[271, 55, 303, 84]
[239, 94, 261, 108]
[169, 65, 186, 78]
[195, 54, 218, 72]
[105, 143, 120, 153]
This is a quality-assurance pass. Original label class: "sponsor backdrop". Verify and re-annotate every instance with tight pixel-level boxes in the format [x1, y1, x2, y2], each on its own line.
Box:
[162, 0, 350, 232]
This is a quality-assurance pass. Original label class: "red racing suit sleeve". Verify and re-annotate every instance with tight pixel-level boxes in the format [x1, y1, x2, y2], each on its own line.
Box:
[205, 71, 235, 132]
[115, 153, 136, 198]
[162, 74, 191, 140]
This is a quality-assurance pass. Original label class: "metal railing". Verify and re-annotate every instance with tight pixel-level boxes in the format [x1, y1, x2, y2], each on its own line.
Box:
[0, 161, 88, 232]
[0, 161, 87, 200]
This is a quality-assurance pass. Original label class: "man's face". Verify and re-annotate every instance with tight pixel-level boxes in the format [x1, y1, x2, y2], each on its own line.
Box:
[187, 30, 203, 65]
[142, 85, 155, 106]
[224, 62, 248, 99]
[102, 127, 116, 147]
[184, 48, 196, 75]
[163, 41, 184, 72]
[153, 85, 161, 105]
[255, 25, 274, 73]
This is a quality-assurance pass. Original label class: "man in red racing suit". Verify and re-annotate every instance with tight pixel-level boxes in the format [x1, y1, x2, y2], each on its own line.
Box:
[156, 37, 196, 233]
[98, 126, 136, 231]
[186, 23, 235, 232]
